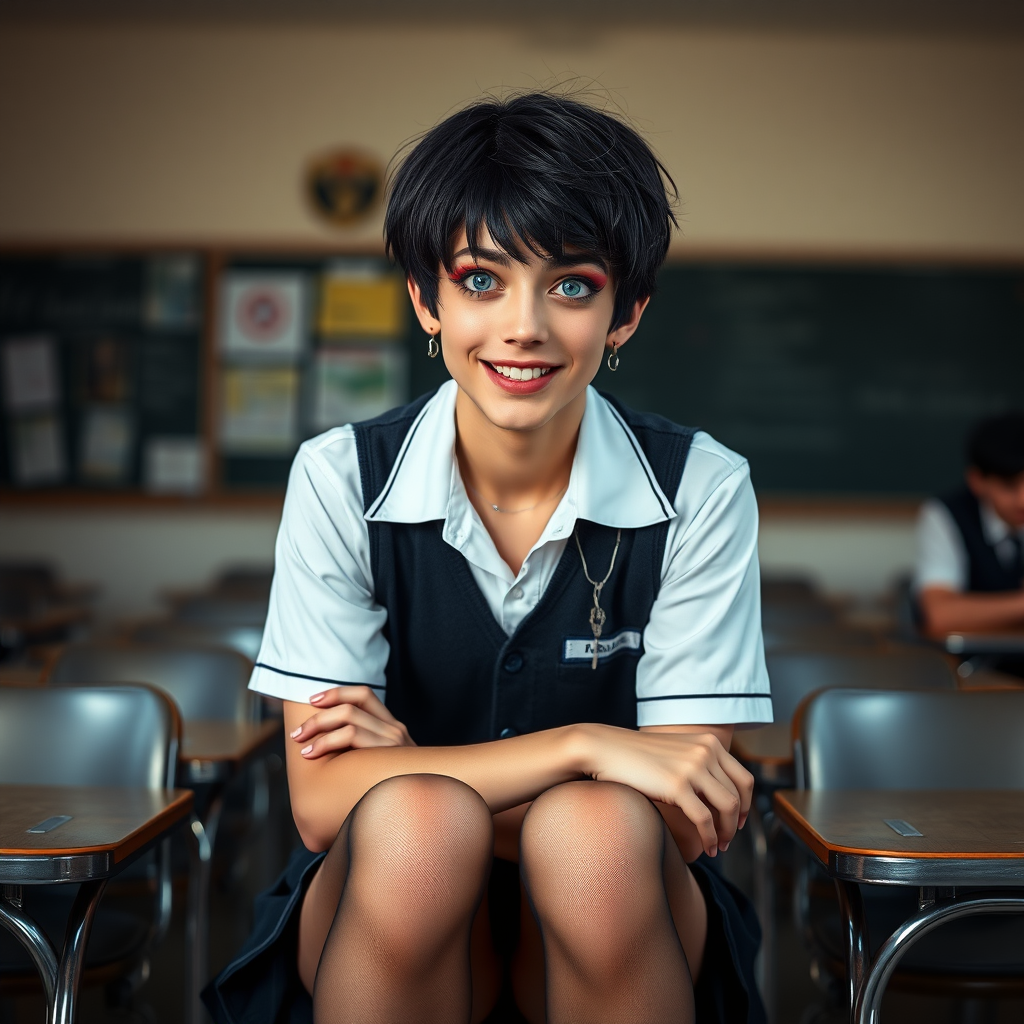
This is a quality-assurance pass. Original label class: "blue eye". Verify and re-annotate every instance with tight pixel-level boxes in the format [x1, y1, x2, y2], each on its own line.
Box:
[464, 272, 495, 292]
[555, 278, 592, 299]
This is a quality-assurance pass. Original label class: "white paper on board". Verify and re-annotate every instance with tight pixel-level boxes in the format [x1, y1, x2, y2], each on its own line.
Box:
[143, 436, 206, 494]
[80, 407, 134, 481]
[2, 336, 60, 412]
[10, 415, 66, 485]
[313, 346, 408, 429]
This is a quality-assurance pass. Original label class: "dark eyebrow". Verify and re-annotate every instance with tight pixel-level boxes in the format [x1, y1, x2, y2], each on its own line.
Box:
[450, 246, 607, 273]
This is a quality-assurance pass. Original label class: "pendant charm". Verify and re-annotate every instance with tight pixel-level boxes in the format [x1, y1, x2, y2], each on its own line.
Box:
[589, 603, 606, 669]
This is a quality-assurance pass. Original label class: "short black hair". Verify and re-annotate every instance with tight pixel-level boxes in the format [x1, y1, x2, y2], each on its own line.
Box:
[384, 92, 678, 330]
[967, 413, 1024, 478]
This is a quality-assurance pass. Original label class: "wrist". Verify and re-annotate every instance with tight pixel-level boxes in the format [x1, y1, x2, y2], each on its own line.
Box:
[562, 722, 603, 778]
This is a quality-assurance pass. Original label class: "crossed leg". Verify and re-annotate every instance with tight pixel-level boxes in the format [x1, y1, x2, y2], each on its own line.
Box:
[297, 775, 707, 1024]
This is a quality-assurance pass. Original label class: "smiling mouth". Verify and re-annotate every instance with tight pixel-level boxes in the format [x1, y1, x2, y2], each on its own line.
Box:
[486, 363, 555, 381]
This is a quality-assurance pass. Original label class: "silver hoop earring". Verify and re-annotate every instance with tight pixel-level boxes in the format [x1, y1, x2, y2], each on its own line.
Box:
[606, 344, 620, 372]
[427, 332, 440, 359]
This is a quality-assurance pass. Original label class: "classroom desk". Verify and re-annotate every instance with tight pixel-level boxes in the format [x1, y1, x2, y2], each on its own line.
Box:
[0, 785, 193, 1024]
[732, 724, 793, 787]
[773, 789, 1024, 1024]
[943, 631, 1024, 657]
[181, 718, 280, 1024]
[0, 606, 91, 648]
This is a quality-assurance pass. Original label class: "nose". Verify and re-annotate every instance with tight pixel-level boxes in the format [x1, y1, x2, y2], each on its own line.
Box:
[502, 287, 548, 347]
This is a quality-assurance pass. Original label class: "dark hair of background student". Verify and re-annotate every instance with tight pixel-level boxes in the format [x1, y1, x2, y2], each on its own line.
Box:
[967, 413, 1024, 479]
[384, 91, 678, 331]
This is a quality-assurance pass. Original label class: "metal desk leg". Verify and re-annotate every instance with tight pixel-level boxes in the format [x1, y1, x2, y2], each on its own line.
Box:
[834, 879, 867, 1023]
[52, 878, 108, 1024]
[748, 794, 776, 1021]
[186, 797, 223, 1024]
[0, 885, 59, 1006]
[855, 895, 1024, 1024]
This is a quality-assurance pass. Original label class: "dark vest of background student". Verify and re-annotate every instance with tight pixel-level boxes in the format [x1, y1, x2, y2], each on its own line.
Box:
[939, 487, 1024, 592]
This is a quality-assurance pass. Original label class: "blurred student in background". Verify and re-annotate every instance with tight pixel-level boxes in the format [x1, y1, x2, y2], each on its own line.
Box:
[915, 414, 1024, 656]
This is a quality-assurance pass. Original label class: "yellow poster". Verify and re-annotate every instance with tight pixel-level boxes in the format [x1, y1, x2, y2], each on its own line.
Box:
[318, 274, 403, 337]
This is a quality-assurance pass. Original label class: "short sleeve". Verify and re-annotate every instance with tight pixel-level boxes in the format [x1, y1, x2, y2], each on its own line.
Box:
[913, 499, 968, 593]
[636, 434, 772, 727]
[249, 429, 389, 704]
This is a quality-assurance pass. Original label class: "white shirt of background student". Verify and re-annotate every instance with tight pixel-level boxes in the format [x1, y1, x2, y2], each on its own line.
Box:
[915, 466, 1024, 635]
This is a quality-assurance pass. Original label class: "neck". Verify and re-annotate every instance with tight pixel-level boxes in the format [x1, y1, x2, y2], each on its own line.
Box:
[454, 389, 584, 507]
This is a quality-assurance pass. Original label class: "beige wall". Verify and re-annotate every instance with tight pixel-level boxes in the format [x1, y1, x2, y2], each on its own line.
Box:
[1, 22, 1021, 612]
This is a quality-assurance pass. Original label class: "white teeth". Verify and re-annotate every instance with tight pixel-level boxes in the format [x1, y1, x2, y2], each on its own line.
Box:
[492, 365, 551, 380]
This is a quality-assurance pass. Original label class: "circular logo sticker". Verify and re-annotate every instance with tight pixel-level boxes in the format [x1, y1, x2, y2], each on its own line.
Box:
[306, 149, 384, 227]
[238, 288, 292, 342]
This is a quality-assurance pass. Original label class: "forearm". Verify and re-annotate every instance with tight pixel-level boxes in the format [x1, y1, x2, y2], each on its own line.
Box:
[919, 585, 1024, 635]
[285, 702, 586, 850]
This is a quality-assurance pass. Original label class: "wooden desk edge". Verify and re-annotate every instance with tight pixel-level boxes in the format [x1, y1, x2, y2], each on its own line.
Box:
[180, 719, 280, 765]
[0, 789, 194, 861]
[772, 790, 1024, 864]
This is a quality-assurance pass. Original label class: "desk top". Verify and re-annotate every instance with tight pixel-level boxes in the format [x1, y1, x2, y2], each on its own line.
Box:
[0, 785, 193, 883]
[775, 790, 1024, 887]
[943, 631, 1024, 656]
[732, 724, 793, 785]
[180, 719, 279, 784]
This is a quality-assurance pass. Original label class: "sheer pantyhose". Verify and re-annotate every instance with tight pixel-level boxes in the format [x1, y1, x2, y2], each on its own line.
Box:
[298, 775, 705, 1024]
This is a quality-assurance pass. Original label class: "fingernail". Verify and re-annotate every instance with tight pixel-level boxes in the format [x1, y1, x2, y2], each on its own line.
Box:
[290, 727, 301, 739]
[310, 693, 324, 704]
[709, 846, 718, 858]
[300, 744, 313, 755]
[721, 842, 730, 853]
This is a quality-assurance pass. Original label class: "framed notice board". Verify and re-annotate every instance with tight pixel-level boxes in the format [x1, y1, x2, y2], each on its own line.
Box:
[1, 247, 1021, 504]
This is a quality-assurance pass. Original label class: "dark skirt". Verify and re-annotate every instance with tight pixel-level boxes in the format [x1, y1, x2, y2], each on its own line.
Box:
[203, 846, 765, 1024]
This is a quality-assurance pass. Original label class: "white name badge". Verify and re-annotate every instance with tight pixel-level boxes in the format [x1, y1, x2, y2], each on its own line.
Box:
[562, 629, 642, 664]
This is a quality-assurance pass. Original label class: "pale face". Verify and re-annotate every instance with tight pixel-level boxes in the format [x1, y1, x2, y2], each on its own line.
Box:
[409, 226, 646, 435]
[967, 467, 1024, 529]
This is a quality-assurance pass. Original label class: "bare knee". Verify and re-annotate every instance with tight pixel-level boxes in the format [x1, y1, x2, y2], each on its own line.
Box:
[520, 781, 672, 957]
[345, 774, 493, 925]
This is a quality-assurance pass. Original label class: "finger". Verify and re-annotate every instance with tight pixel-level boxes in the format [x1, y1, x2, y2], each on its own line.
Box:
[292, 704, 397, 743]
[300, 722, 409, 758]
[674, 788, 719, 857]
[308, 685, 397, 723]
[691, 772, 743, 849]
[717, 753, 755, 827]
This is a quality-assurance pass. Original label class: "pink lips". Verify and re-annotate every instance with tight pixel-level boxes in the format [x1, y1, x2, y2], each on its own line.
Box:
[483, 362, 559, 395]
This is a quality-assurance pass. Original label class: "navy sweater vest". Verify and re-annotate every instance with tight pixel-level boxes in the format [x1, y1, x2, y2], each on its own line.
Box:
[939, 487, 1024, 592]
[353, 391, 695, 747]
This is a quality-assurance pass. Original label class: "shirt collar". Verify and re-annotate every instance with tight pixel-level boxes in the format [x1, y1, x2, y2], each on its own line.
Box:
[365, 380, 676, 528]
[979, 500, 1019, 546]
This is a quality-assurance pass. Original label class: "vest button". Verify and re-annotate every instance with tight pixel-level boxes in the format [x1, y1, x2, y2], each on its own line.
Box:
[503, 652, 524, 673]
[499, 727, 518, 739]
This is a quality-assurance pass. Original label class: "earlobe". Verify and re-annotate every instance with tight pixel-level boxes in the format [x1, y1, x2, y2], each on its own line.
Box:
[407, 277, 440, 334]
[606, 296, 651, 351]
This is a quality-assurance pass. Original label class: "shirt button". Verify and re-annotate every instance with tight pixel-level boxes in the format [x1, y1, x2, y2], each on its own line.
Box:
[503, 652, 524, 674]
[499, 727, 518, 739]
[512, 587, 524, 600]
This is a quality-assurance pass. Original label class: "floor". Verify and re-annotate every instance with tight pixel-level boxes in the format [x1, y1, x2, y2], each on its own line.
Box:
[2, 761, 1022, 1024]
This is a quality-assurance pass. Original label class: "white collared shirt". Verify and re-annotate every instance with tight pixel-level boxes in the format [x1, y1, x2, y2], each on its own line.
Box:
[914, 497, 1024, 592]
[250, 381, 772, 726]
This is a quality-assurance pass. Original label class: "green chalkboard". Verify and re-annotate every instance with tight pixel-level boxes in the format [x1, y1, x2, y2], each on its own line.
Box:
[598, 262, 1024, 496]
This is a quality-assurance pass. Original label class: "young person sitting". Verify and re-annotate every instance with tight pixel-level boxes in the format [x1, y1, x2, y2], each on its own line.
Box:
[915, 413, 1024, 643]
[205, 91, 772, 1024]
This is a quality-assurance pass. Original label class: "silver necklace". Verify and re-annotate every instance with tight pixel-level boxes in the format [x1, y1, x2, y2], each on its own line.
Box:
[574, 527, 623, 669]
[465, 480, 567, 515]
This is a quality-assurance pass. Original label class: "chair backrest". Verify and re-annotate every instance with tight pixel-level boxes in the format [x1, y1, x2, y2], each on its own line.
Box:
[171, 595, 269, 627]
[0, 684, 179, 788]
[49, 642, 255, 722]
[762, 622, 880, 654]
[795, 688, 1024, 790]
[766, 647, 956, 722]
[130, 621, 264, 662]
[0, 563, 54, 617]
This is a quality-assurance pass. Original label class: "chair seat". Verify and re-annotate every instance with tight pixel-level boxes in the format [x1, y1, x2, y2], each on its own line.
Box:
[0, 887, 149, 977]
[809, 882, 1024, 976]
